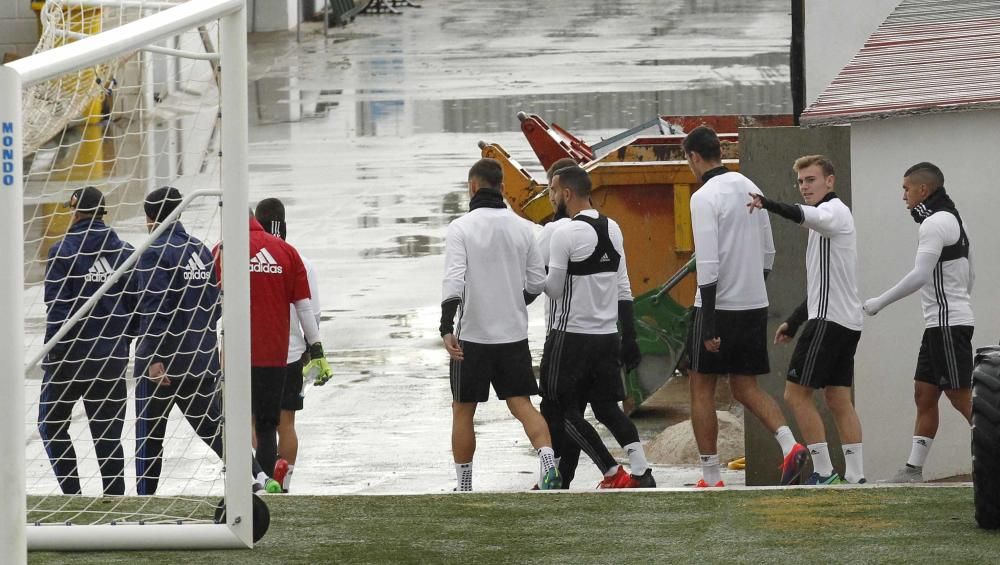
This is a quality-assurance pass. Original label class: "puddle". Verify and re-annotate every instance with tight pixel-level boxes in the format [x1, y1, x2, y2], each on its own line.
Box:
[361, 235, 444, 259]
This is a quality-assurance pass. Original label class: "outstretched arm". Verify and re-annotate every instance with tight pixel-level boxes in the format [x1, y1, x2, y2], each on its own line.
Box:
[748, 192, 803, 224]
[863, 251, 938, 316]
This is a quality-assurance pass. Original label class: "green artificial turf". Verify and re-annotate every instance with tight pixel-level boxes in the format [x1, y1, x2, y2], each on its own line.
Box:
[28, 487, 998, 564]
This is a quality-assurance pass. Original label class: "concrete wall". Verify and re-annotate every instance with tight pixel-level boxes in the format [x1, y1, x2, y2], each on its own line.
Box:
[851, 110, 1000, 480]
[247, 0, 299, 32]
[0, 2, 40, 58]
[739, 125, 852, 485]
[804, 0, 899, 105]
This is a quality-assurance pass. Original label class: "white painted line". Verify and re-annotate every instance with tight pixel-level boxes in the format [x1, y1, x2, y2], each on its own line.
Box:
[334, 481, 973, 497]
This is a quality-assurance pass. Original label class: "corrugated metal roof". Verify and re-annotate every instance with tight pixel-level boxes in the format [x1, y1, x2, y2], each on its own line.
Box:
[800, 0, 1000, 125]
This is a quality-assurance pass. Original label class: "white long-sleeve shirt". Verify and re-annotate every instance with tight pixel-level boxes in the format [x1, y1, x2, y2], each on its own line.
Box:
[690, 170, 774, 310]
[544, 210, 632, 334]
[537, 217, 570, 332]
[918, 213, 974, 328]
[288, 254, 321, 363]
[800, 196, 863, 331]
[868, 211, 973, 328]
[442, 207, 546, 344]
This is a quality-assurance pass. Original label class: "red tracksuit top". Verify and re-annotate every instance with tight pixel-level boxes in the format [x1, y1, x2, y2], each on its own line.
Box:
[215, 217, 311, 367]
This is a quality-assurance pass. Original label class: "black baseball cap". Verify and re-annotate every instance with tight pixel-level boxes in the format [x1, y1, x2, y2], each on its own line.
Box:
[66, 186, 107, 216]
[144, 186, 183, 223]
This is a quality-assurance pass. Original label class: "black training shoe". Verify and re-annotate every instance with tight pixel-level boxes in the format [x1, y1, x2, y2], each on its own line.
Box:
[630, 469, 656, 488]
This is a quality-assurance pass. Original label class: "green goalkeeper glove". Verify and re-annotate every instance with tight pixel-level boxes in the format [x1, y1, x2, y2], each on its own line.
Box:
[304, 342, 333, 386]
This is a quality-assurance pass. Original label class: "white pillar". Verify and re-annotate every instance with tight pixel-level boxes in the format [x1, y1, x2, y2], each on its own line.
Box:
[220, 1, 253, 548]
[0, 65, 28, 565]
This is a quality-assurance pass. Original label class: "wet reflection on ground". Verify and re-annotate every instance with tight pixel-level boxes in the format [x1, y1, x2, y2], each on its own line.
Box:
[244, 0, 790, 493]
[361, 235, 444, 259]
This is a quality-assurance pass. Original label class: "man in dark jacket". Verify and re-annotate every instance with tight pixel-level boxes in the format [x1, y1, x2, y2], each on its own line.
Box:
[40, 186, 135, 495]
[133, 186, 226, 495]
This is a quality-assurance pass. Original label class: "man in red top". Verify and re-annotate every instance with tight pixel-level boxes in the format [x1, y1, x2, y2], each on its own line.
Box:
[217, 213, 333, 487]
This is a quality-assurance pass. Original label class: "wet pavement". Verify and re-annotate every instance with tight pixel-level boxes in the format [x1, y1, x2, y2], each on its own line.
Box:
[244, 0, 791, 494]
[20, 0, 790, 497]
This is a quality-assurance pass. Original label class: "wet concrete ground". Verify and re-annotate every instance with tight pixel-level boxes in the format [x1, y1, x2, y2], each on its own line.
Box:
[21, 0, 791, 497]
[243, 0, 791, 494]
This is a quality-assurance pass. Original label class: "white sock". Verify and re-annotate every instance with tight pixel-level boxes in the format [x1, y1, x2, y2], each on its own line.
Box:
[842, 443, 864, 483]
[604, 465, 620, 478]
[624, 442, 649, 476]
[907, 436, 933, 468]
[538, 447, 556, 476]
[282, 464, 294, 491]
[775, 426, 797, 457]
[255, 471, 269, 488]
[700, 454, 721, 485]
[455, 462, 472, 492]
[807, 442, 834, 477]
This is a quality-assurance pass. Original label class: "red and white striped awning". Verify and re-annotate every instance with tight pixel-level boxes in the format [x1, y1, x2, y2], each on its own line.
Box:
[801, 0, 1000, 125]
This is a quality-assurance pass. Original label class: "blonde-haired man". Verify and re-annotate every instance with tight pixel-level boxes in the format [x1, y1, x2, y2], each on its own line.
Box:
[748, 155, 865, 484]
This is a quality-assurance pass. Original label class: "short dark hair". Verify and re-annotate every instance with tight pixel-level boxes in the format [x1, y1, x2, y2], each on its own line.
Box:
[682, 126, 722, 161]
[546, 157, 578, 183]
[904, 162, 944, 190]
[144, 186, 182, 223]
[255, 197, 286, 239]
[552, 165, 591, 198]
[255, 198, 285, 224]
[468, 158, 503, 188]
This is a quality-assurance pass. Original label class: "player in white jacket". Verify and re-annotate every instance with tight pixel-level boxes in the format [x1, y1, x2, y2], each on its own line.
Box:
[862, 162, 975, 483]
[684, 126, 807, 487]
[749, 155, 865, 484]
[440, 158, 559, 491]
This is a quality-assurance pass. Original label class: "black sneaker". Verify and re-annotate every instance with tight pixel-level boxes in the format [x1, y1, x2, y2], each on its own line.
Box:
[630, 469, 656, 488]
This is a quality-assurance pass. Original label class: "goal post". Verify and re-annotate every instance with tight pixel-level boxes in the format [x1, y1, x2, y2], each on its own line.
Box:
[1, 0, 252, 557]
[0, 64, 28, 562]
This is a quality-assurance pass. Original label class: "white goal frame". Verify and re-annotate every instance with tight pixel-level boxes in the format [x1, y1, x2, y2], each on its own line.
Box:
[0, 0, 252, 558]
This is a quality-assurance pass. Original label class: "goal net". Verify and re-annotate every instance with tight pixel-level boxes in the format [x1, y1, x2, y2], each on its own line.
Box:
[1, 0, 253, 555]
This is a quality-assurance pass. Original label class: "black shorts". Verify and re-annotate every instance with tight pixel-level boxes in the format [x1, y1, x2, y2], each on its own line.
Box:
[251, 366, 286, 427]
[281, 359, 304, 411]
[915, 325, 974, 390]
[539, 330, 624, 403]
[786, 319, 861, 389]
[686, 307, 770, 376]
[450, 339, 538, 403]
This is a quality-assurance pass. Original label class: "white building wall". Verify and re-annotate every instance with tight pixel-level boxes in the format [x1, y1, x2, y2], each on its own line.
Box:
[0, 2, 40, 58]
[851, 110, 1000, 480]
[804, 0, 899, 105]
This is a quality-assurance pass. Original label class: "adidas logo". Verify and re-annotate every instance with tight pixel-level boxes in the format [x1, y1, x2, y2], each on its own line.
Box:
[85, 257, 114, 283]
[916, 439, 928, 446]
[788, 369, 798, 378]
[600, 253, 611, 263]
[183, 253, 211, 281]
[845, 449, 855, 455]
[250, 247, 283, 274]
